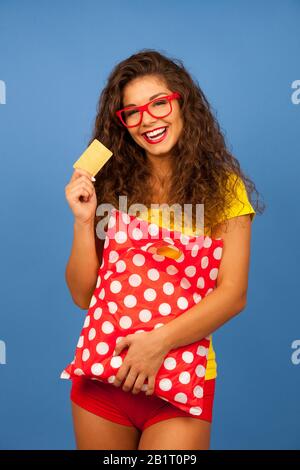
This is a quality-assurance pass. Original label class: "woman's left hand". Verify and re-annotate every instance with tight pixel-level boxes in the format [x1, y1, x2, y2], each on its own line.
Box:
[112, 329, 170, 396]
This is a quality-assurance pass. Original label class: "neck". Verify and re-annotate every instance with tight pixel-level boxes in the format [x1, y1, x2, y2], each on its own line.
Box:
[147, 152, 172, 181]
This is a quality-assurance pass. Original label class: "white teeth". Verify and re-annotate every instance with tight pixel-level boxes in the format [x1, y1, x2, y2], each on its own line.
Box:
[145, 127, 167, 139]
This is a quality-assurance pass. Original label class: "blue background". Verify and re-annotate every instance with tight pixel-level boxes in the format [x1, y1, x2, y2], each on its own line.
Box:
[0, 0, 299, 450]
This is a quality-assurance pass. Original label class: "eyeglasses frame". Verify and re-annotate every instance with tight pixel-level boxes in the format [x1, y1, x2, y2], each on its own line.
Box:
[116, 92, 181, 128]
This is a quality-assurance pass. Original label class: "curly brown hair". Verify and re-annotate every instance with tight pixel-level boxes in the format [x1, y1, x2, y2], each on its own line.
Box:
[89, 48, 265, 235]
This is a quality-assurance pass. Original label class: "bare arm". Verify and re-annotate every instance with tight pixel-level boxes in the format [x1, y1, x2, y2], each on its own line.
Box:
[65, 220, 104, 309]
[155, 214, 252, 350]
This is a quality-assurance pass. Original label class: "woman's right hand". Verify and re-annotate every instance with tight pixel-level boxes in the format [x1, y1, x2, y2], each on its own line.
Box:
[65, 168, 97, 225]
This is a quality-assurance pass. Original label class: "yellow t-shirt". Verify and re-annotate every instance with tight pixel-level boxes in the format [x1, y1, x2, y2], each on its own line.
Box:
[138, 174, 256, 380]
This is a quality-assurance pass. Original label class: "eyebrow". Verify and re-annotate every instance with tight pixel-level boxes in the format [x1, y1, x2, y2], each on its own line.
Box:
[124, 92, 169, 107]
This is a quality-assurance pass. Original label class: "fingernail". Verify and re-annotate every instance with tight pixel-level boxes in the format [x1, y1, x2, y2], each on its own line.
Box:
[91, 176, 96, 182]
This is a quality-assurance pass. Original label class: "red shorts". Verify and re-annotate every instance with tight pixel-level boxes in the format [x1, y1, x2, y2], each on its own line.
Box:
[70, 377, 216, 432]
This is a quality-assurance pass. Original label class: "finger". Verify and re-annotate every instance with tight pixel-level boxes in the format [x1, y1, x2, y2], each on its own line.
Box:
[145, 376, 156, 396]
[132, 373, 147, 395]
[113, 338, 130, 356]
[67, 187, 91, 203]
[122, 368, 139, 393]
[70, 168, 95, 182]
[113, 363, 130, 388]
[68, 179, 94, 197]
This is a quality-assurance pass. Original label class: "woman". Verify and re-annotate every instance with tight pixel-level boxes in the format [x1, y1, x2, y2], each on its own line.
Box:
[64, 49, 264, 450]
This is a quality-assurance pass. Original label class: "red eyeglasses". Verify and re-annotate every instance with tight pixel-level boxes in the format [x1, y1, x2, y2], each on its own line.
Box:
[116, 92, 181, 128]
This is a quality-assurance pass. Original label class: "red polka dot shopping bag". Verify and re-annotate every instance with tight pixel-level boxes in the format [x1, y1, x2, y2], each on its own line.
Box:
[61, 208, 223, 417]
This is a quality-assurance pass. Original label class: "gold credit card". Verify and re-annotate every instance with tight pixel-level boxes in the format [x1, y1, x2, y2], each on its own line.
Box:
[73, 139, 113, 177]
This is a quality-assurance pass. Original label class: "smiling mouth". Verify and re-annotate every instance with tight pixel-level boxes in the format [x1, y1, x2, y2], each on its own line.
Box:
[142, 127, 168, 144]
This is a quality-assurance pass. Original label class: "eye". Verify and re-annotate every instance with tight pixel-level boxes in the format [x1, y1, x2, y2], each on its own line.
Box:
[153, 99, 168, 106]
[125, 109, 138, 117]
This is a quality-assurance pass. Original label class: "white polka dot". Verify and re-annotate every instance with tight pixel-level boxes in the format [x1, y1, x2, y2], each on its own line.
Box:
[206, 288, 214, 296]
[108, 215, 116, 228]
[166, 265, 178, 275]
[98, 288, 105, 299]
[197, 277, 205, 289]
[182, 351, 194, 363]
[209, 268, 219, 280]
[180, 278, 191, 290]
[116, 260, 126, 272]
[109, 250, 119, 263]
[177, 297, 188, 310]
[152, 254, 165, 262]
[110, 280, 122, 293]
[179, 372, 191, 384]
[213, 246, 222, 260]
[164, 357, 176, 370]
[154, 323, 164, 329]
[122, 213, 131, 224]
[189, 407, 202, 416]
[60, 371, 70, 379]
[88, 328, 96, 341]
[135, 329, 145, 334]
[159, 378, 172, 391]
[116, 336, 125, 344]
[163, 237, 174, 245]
[158, 303, 171, 316]
[201, 256, 209, 269]
[119, 316, 132, 329]
[132, 228, 143, 240]
[147, 268, 160, 281]
[82, 349, 90, 362]
[91, 363, 104, 376]
[89, 295, 97, 308]
[108, 302, 118, 314]
[175, 253, 185, 263]
[185, 266, 196, 277]
[110, 356, 123, 368]
[102, 321, 114, 334]
[132, 254, 145, 266]
[174, 393, 188, 404]
[163, 282, 174, 295]
[197, 345, 208, 357]
[77, 336, 84, 348]
[74, 368, 84, 376]
[193, 293, 202, 304]
[108, 375, 116, 383]
[139, 309, 152, 323]
[141, 242, 155, 252]
[96, 342, 109, 355]
[144, 288, 157, 302]
[94, 307, 102, 320]
[83, 316, 90, 328]
[148, 224, 159, 236]
[104, 270, 113, 280]
[204, 237, 212, 248]
[128, 274, 142, 287]
[124, 295, 137, 308]
[195, 365, 206, 377]
[115, 231, 127, 244]
[96, 276, 101, 289]
[191, 245, 199, 257]
[194, 385, 204, 398]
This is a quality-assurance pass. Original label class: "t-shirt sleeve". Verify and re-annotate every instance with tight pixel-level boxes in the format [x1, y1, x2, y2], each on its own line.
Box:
[215, 174, 256, 224]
